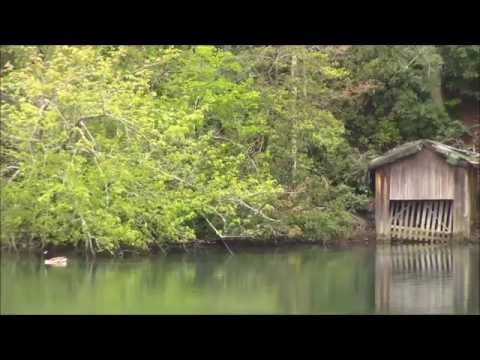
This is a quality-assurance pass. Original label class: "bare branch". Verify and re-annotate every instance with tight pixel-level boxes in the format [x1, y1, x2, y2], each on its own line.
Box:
[206, 205, 227, 226]
[229, 197, 280, 222]
[7, 169, 21, 182]
[201, 215, 235, 255]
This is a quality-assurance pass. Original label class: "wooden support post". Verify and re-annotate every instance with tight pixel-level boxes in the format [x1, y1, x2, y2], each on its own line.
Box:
[375, 169, 391, 242]
[453, 167, 470, 241]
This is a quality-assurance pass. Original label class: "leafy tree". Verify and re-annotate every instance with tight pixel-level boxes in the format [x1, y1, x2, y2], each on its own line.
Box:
[0, 46, 281, 254]
[1, 45, 476, 254]
[337, 45, 465, 153]
[438, 45, 480, 100]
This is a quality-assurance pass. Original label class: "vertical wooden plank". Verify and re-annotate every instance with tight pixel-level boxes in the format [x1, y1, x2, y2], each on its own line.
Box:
[441, 201, 446, 239]
[453, 167, 469, 241]
[432, 201, 439, 242]
[389, 148, 455, 200]
[470, 168, 479, 241]
[375, 168, 391, 242]
[420, 201, 427, 242]
[415, 201, 422, 241]
[448, 200, 454, 239]
[384, 170, 391, 241]
[445, 200, 450, 238]
[444, 201, 448, 240]
[395, 201, 400, 240]
[397, 201, 403, 240]
[412, 202, 418, 241]
[396, 201, 401, 240]
[426, 201, 433, 242]
[410, 202, 416, 241]
[446, 200, 452, 240]
[446, 200, 451, 240]
[393, 201, 401, 239]
[405, 202, 411, 240]
[402, 201, 408, 241]
[416, 202, 422, 241]
[433, 201, 439, 242]
[425, 201, 433, 243]
[375, 171, 383, 240]
[390, 201, 394, 240]
[442, 201, 447, 242]
[436, 200, 444, 241]
[414, 203, 420, 241]
[464, 170, 471, 240]
[438, 200, 443, 240]
[389, 200, 395, 239]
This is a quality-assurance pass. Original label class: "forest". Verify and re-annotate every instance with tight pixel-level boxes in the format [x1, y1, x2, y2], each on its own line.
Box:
[0, 45, 478, 255]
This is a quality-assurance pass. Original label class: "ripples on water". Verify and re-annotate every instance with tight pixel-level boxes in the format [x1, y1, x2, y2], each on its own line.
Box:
[1, 244, 478, 314]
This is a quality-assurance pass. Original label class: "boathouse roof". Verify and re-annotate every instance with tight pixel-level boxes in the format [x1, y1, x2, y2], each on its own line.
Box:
[368, 139, 480, 170]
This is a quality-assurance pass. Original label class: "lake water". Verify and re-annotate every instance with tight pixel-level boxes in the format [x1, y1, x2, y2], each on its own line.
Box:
[1, 244, 479, 314]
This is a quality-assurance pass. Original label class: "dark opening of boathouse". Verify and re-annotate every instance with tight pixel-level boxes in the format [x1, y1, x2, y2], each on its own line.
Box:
[368, 140, 479, 242]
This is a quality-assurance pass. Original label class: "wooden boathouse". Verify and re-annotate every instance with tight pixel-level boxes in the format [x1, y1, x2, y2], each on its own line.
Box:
[369, 140, 479, 242]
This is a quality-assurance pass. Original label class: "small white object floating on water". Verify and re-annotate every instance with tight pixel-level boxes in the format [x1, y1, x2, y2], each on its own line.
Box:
[43, 251, 68, 267]
[44, 257, 68, 267]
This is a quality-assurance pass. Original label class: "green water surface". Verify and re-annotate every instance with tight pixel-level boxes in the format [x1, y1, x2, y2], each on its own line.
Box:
[1, 244, 478, 314]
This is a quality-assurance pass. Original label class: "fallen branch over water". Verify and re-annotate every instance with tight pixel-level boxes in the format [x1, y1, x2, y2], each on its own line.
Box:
[201, 215, 235, 255]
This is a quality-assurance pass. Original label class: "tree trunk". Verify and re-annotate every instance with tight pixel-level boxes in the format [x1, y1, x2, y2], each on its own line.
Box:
[291, 53, 298, 185]
[430, 64, 444, 111]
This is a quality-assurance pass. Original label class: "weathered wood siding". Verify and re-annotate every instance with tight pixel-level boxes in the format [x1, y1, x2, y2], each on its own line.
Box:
[373, 146, 478, 242]
[453, 167, 470, 240]
[389, 149, 455, 200]
[375, 167, 390, 240]
[469, 167, 479, 239]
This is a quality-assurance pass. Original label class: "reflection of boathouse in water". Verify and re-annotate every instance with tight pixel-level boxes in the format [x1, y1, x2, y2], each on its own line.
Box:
[375, 244, 479, 314]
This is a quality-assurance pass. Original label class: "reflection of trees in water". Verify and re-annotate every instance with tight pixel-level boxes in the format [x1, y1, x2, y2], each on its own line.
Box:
[2, 247, 377, 314]
[157, 247, 376, 314]
[375, 244, 479, 314]
[4, 245, 476, 314]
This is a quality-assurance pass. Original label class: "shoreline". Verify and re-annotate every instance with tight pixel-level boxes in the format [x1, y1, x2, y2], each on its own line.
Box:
[1, 232, 377, 258]
[3, 232, 478, 259]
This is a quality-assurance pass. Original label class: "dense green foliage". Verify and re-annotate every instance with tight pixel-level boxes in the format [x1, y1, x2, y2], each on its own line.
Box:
[1, 45, 477, 254]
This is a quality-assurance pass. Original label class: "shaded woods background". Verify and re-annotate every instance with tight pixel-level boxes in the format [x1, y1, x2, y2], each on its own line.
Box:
[1, 45, 478, 254]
